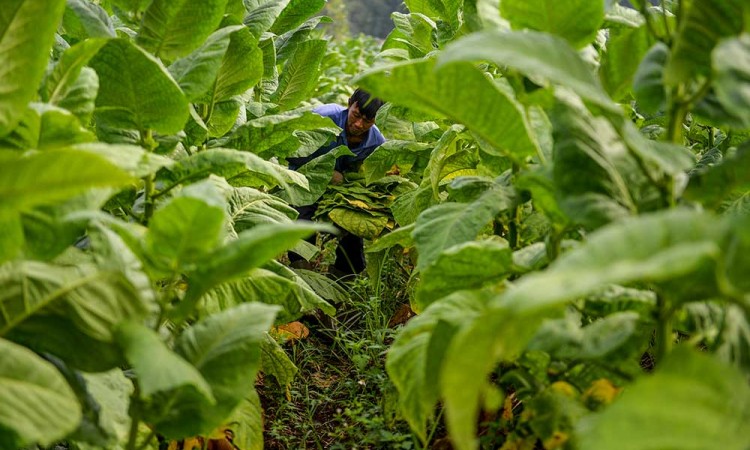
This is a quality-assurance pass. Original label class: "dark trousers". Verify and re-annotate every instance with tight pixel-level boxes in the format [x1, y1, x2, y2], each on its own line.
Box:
[290, 204, 365, 275]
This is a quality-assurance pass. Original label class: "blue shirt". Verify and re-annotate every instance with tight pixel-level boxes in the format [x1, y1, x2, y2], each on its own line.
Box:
[287, 104, 385, 172]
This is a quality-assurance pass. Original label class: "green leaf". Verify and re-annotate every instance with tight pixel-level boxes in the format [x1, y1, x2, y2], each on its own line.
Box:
[0, 338, 82, 448]
[684, 144, 750, 208]
[416, 239, 512, 310]
[109, 0, 150, 14]
[271, 39, 327, 111]
[578, 347, 750, 450]
[0, 257, 152, 370]
[261, 333, 297, 386]
[0, 212, 23, 264]
[600, 25, 650, 101]
[80, 369, 133, 447]
[270, 0, 326, 35]
[357, 58, 539, 162]
[160, 303, 279, 437]
[146, 181, 228, 274]
[664, 0, 746, 85]
[633, 42, 669, 114]
[413, 185, 515, 270]
[55, 67, 99, 125]
[501, 209, 724, 314]
[244, 0, 290, 41]
[391, 183, 437, 226]
[64, 0, 115, 39]
[387, 291, 493, 442]
[391, 12, 437, 57]
[199, 267, 334, 324]
[713, 34, 750, 129]
[45, 38, 109, 106]
[179, 222, 330, 317]
[0, 149, 132, 213]
[89, 39, 189, 134]
[137, 0, 230, 60]
[551, 101, 637, 228]
[366, 224, 416, 253]
[228, 187, 298, 232]
[158, 148, 308, 192]
[363, 140, 432, 185]
[499, 0, 604, 49]
[1, 103, 95, 150]
[275, 16, 332, 63]
[278, 146, 354, 206]
[438, 30, 617, 112]
[74, 143, 174, 178]
[0, 0, 67, 137]
[213, 108, 339, 159]
[168, 26, 241, 102]
[115, 321, 214, 401]
[205, 24, 264, 105]
[328, 208, 390, 240]
[226, 389, 263, 450]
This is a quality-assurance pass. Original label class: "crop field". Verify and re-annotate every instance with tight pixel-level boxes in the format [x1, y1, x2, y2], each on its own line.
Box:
[1, 0, 749, 449]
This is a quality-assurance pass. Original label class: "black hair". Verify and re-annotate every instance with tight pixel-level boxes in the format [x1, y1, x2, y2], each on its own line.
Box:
[348, 88, 384, 120]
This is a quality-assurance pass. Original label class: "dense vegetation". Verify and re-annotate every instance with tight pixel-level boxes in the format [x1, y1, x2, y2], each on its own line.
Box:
[1, 0, 750, 449]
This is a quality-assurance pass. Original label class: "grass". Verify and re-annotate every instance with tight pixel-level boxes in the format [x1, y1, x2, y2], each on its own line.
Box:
[258, 255, 423, 449]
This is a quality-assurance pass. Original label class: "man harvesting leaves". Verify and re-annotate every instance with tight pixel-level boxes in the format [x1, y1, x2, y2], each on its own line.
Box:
[288, 88, 385, 275]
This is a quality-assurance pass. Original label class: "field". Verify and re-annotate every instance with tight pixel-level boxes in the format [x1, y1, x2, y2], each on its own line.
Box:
[1, 0, 750, 449]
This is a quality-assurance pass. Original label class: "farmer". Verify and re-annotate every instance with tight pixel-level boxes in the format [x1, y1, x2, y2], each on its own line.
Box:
[287, 88, 386, 275]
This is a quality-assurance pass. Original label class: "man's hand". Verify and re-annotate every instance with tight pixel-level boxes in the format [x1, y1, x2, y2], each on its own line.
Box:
[331, 170, 344, 185]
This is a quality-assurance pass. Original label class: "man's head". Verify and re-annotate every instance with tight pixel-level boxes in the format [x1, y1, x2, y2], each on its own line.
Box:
[346, 88, 384, 138]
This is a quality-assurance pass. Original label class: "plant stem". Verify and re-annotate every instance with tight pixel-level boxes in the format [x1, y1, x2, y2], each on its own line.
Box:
[655, 293, 673, 364]
[126, 384, 142, 450]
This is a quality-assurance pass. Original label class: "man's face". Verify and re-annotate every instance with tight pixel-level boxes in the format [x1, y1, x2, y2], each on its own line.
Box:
[346, 102, 376, 138]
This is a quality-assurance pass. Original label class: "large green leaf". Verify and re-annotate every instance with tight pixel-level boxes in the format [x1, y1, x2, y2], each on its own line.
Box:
[713, 34, 750, 129]
[270, 0, 326, 35]
[212, 108, 339, 159]
[0, 259, 151, 370]
[270, 39, 327, 111]
[55, 67, 99, 124]
[199, 267, 334, 324]
[357, 58, 540, 162]
[63, 0, 115, 39]
[415, 239, 512, 310]
[684, 144, 750, 209]
[260, 333, 297, 386]
[74, 143, 174, 178]
[578, 347, 750, 450]
[600, 25, 650, 101]
[391, 183, 437, 226]
[0, 0, 67, 137]
[391, 12, 437, 58]
[176, 222, 330, 318]
[499, 0, 604, 49]
[632, 42, 669, 114]
[438, 30, 617, 112]
[89, 39, 189, 134]
[137, 0, 230, 60]
[278, 146, 353, 206]
[413, 185, 515, 270]
[550, 100, 641, 228]
[0, 338, 81, 448]
[146, 181, 228, 274]
[205, 24, 264, 105]
[1, 103, 95, 150]
[501, 210, 724, 313]
[328, 207, 390, 240]
[244, 0, 290, 41]
[226, 389, 263, 450]
[115, 321, 214, 402]
[157, 148, 308, 192]
[387, 291, 492, 442]
[168, 26, 242, 102]
[45, 38, 108, 106]
[228, 187, 298, 232]
[664, 0, 746, 85]
[156, 303, 279, 437]
[362, 140, 432, 185]
[275, 16, 332, 62]
[0, 149, 132, 213]
[80, 369, 133, 447]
